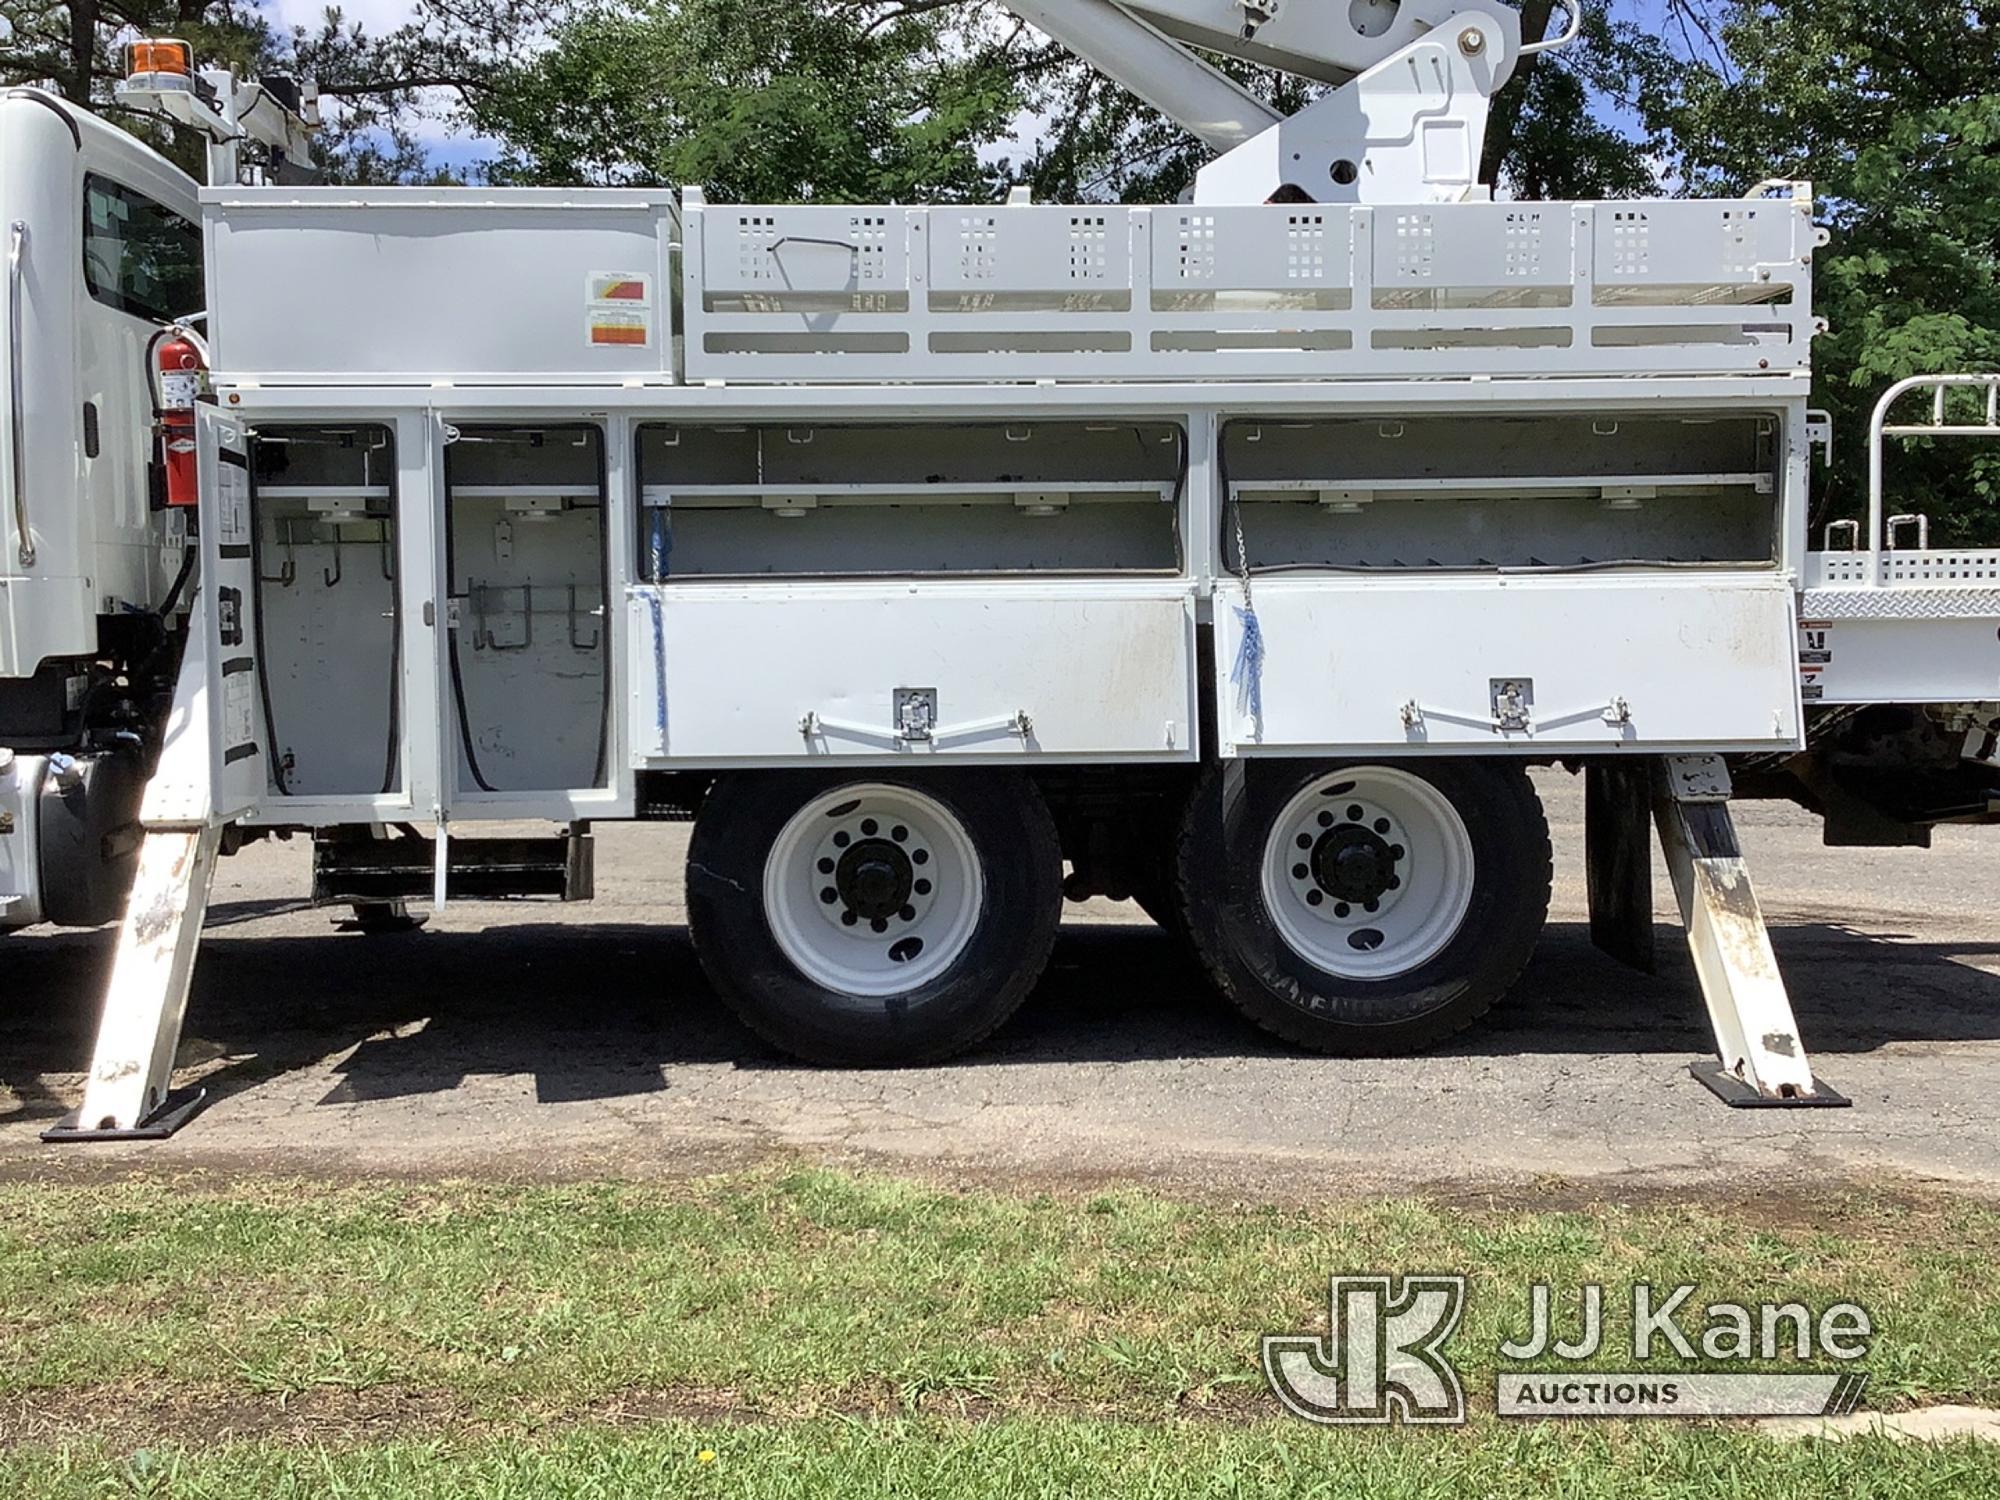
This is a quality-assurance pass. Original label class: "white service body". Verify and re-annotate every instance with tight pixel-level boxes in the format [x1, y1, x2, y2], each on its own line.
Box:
[173, 178, 1824, 835]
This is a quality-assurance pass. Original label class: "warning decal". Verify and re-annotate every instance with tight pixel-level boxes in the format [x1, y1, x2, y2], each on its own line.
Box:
[221, 664, 259, 765]
[216, 454, 251, 549]
[587, 271, 654, 348]
[1799, 618, 1832, 702]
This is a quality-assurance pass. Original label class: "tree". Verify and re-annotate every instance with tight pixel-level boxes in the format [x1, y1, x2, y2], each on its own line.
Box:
[1658, 1, 2000, 541]
[463, 0, 1026, 200]
[463, 0, 1671, 205]
[1483, 3, 1679, 200]
[0, 0, 515, 182]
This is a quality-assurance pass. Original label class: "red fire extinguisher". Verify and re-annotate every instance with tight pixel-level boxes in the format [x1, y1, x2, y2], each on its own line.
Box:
[155, 330, 204, 508]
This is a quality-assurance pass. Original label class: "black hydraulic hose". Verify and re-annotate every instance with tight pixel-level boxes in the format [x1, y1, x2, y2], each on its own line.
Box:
[156, 542, 196, 617]
[379, 545, 403, 797]
[244, 467, 292, 797]
[441, 458, 499, 794]
[445, 632, 497, 794]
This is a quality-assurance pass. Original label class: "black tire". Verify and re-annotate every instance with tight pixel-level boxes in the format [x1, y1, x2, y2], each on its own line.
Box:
[687, 769, 1063, 1066]
[1175, 759, 1551, 1055]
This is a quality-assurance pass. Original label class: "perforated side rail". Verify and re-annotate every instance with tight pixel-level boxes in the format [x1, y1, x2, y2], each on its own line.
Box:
[1803, 549, 2000, 620]
[1806, 549, 2000, 588]
[682, 193, 1821, 385]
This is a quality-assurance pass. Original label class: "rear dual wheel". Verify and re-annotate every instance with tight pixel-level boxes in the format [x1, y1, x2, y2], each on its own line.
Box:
[688, 771, 1062, 1066]
[1175, 760, 1551, 1055]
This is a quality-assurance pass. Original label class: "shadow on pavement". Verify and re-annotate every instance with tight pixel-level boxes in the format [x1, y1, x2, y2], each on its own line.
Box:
[4, 913, 2000, 1125]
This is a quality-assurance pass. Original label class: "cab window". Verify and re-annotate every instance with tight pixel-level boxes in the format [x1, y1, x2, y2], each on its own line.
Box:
[82, 174, 202, 322]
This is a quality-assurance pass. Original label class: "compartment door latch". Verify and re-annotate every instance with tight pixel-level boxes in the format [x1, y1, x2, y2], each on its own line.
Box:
[894, 687, 939, 743]
[1490, 678, 1533, 733]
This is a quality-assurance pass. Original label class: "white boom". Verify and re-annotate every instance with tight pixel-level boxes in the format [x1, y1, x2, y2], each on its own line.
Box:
[1002, 0, 1567, 204]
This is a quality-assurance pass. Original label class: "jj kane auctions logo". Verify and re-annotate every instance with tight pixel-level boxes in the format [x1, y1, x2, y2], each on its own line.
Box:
[1264, 1277, 1873, 1425]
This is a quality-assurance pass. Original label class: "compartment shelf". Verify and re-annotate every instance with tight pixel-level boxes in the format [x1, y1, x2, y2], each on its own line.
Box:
[642, 481, 1174, 510]
[450, 485, 603, 500]
[255, 485, 394, 501]
[1232, 472, 1775, 501]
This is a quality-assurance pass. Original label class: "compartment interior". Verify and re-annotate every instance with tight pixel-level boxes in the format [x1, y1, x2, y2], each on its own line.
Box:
[1222, 412, 1782, 571]
[636, 421, 1184, 578]
[249, 424, 402, 800]
[444, 425, 609, 794]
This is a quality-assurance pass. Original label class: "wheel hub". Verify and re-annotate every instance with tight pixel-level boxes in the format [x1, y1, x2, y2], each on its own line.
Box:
[772, 787, 979, 996]
[837, 840, 913, 921]
[1262, 769, 1475, 981]
[1312, 825, 1397, 905]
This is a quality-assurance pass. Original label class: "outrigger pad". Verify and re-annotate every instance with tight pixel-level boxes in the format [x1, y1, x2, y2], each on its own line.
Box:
[1690, 1061, 1851, 1110]
[41, 1087, 211, 1143]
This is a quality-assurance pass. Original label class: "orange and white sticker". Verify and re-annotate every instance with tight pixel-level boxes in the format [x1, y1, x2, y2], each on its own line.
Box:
[586, 271, 654, 348]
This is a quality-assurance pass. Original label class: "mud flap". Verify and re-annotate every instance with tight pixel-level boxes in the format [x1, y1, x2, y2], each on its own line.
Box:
[1585, 762, 1655, 974]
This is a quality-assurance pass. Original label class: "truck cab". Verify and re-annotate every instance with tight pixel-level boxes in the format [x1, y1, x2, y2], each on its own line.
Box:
[0, 88, 202, 930]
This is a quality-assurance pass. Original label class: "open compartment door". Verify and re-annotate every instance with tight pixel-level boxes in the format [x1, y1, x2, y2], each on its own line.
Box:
[197, 409, 268, 820]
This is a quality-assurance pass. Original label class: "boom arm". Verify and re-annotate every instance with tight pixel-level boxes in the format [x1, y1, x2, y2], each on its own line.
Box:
[1004, 0, 1570, 205]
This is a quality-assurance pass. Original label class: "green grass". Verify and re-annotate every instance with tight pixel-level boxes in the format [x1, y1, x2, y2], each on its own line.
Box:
[0, 1169, 1997, 1495]
[7, 1421, 2000, 1499]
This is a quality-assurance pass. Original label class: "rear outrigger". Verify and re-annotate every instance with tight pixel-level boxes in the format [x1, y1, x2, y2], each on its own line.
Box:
[14, 3, 2000, 1140]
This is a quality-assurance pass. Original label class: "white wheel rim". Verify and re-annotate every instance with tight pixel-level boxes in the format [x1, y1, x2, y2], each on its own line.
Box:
[763, 783, 984, 999]
[1260, 766, 1475, 981]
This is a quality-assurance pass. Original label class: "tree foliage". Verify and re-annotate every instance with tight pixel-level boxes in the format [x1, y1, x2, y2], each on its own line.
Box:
[461, 0, 1670, 204]
[0, 0, 522, 182]
[1658, 1, 2000, 539]
[464, 0, 1024, 200]
[9, 0, 2000, 543]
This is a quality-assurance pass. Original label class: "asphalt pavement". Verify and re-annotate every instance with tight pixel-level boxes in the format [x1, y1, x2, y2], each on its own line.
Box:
[3, 770, 1997, 1197]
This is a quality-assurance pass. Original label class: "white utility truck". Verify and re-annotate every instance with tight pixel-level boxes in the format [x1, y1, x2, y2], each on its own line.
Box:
[9, 3, 2000, 1140]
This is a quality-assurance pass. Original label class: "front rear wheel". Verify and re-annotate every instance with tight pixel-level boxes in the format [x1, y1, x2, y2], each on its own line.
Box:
[1176, 760, 1551, 1055]
[687, 771, 1062, 1066]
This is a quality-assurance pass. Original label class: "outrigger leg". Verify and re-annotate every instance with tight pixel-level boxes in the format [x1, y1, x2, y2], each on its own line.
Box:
[1654, 755, 1850, 1109]
[45, 597, 230, 1142]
